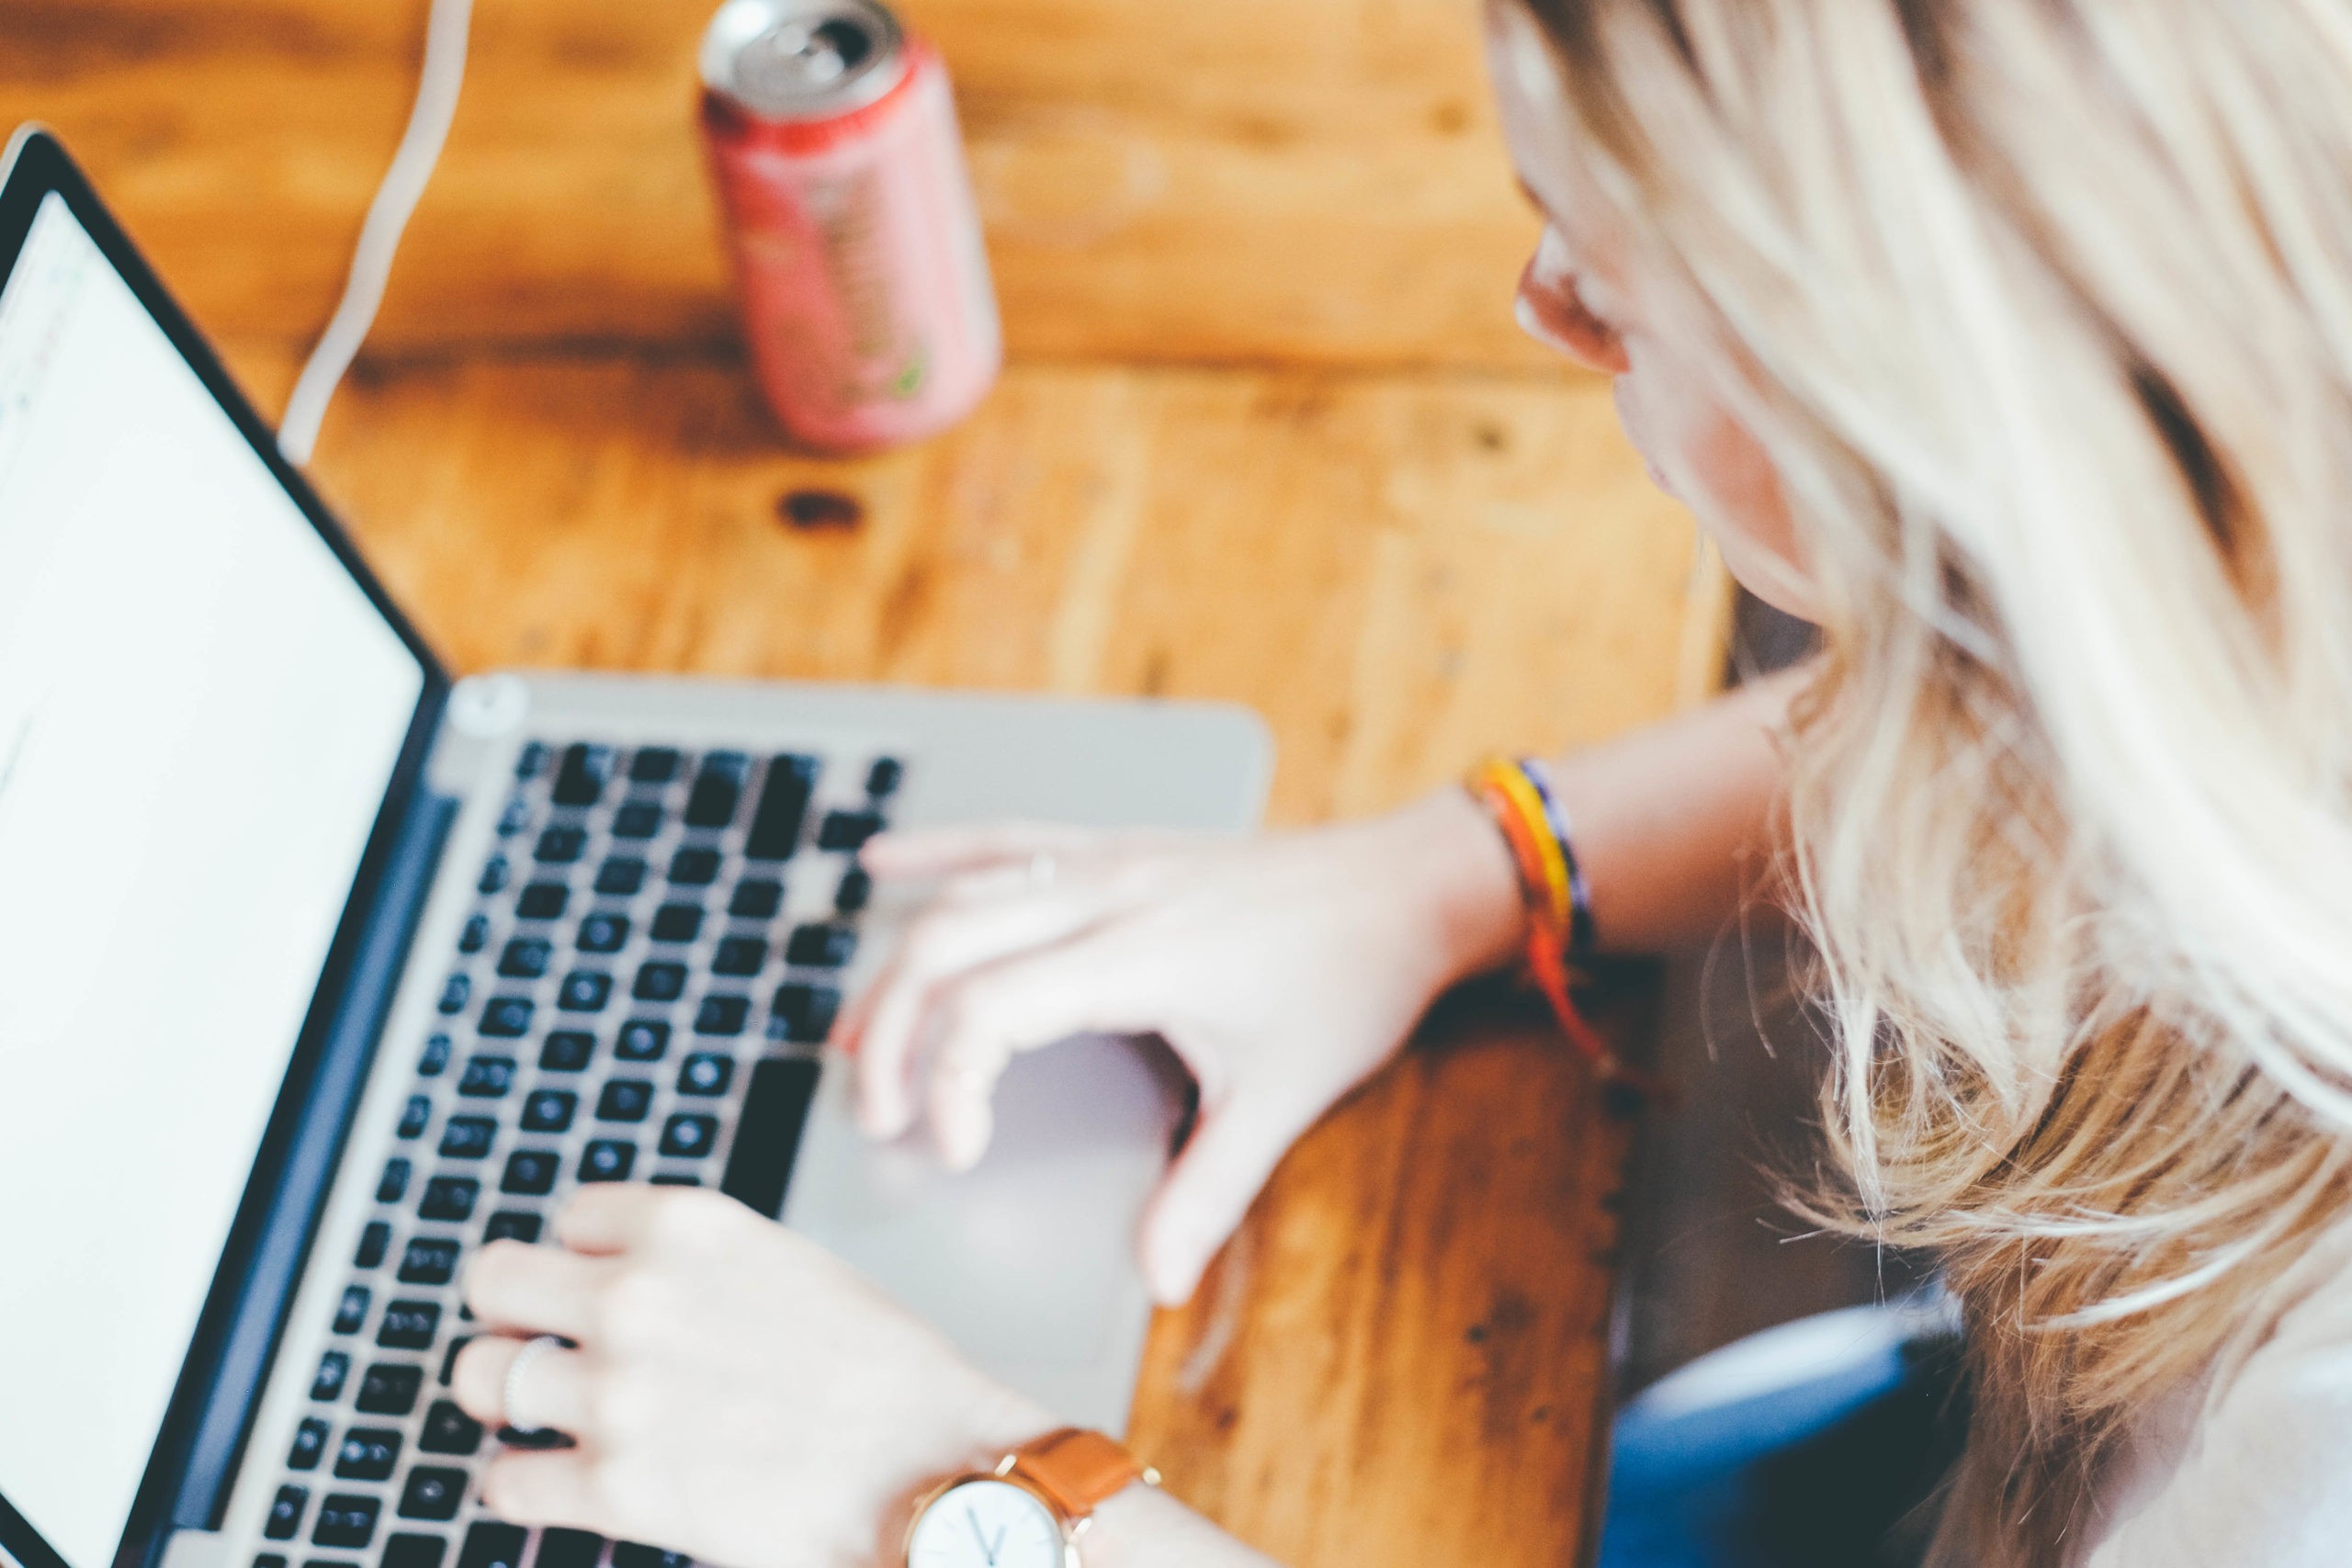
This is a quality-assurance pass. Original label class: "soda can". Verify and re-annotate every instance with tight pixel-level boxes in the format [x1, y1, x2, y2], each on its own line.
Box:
[698, 0, 1002, 452]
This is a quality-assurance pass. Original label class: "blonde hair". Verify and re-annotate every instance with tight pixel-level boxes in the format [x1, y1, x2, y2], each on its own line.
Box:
[1513, 1, 2352, 1561]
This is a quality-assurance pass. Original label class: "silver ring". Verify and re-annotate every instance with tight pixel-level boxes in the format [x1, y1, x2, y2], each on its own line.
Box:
[1026, 852, 1057, 888]
[503, 1335, 565, 1435]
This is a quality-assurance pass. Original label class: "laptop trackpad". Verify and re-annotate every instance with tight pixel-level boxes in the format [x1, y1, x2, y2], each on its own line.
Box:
[781, 1035, 1188, 1377]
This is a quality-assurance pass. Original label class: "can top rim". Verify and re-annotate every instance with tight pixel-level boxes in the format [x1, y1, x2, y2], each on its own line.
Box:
[699, 0, 907, 122]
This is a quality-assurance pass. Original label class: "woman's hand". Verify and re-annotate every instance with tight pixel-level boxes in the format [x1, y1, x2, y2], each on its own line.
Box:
[451, 1185, 1052, 1568]
[836, 791, 1524, 1305]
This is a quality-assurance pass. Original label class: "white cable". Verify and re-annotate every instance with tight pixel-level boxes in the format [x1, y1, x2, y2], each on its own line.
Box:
[277, 0, 475, 468]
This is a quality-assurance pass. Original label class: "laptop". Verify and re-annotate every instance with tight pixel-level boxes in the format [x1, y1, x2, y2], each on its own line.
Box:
[0, 128, 1270, 1568]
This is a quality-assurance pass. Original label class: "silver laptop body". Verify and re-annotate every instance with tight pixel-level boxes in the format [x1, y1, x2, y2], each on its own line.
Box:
[0, 128, 1269, 1568]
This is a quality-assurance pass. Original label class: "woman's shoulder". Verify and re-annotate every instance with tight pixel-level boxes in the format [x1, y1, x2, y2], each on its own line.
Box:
[2081, 1220, 2352, 1567]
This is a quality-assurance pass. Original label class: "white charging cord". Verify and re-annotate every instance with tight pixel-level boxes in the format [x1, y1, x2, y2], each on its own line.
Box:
[277, 0, 476, 468]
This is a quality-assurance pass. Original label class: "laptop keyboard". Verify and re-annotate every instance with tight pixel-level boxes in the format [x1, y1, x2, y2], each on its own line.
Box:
[252, 739, 901, 1568]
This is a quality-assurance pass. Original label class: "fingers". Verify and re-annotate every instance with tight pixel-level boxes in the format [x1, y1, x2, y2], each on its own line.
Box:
[464, 1239, 619, 1339]
[841, 890, 1114, 1140]
[920, 931, 1146, 1170]
[857, 821, 1093, 879]
[1136, 1100, 1306, 1305]
[451, 1335, 594, 1435]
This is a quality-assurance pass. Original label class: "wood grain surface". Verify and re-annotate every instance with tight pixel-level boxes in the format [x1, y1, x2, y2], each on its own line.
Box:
[10, 0, 1715, 1558]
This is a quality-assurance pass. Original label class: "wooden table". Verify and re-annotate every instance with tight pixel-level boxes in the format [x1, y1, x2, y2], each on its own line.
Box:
[6, 2, 1720, 1561]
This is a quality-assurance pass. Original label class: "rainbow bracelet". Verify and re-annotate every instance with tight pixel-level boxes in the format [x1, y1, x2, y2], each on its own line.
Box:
[1464, 756, 1650, 1096]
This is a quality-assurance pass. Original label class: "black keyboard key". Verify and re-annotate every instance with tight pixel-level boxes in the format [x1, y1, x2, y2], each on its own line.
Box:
[377, 1157, 413, 1203]
[718, 1057, 821, 1218]
[745, 755, 818, 861]
[458, 1057, 516, 1100]
[398, 1467, 468, 1523]
[378, 1301, 440, 1350]
[649, 1173, 702, 1187]
[650, 903, 703, 943]
[659, 1114, 718, 1159]
[668, 847, 721, 886]
[612, 1547, 690, 1568]
[522, 1089, 577, 1133]
[552, 744, 616, 808]
[770, 982, 840, 1044]
[616, 1020, 670, 1061]
[419, 1399, 484, 1456]
[479, 998, 534, 1038]
[833, 866, 871, 914]
[456, 1522, 528, 1568]
[312, 1495, 379, 1551]
[400, 1237, 460, 1285]
[333, 1285, 370, 1335]
[397, 1095, 432, 1140]
[578, 912, 629, 953]
[684, 752, 748, 829]
[419, 1178, 479, 1223]
[311, 1351, 350, 1402]
[596, 856, 647, 896]
[497, 795, 532, 837]
[436, 975, 470, 1016]
[515, 741, 548, 780]
[356, 1362, 424, 1416]
[711, 937, 766, 977]
[497, 938, 551, 979]
[265, 1486, 307, 1540]
[502, 1150, 560, 1196]
[255, 1556, 287, 1568]
[439, 1336, 471, 1388]
[516, 883, 569, 920]
[678, 1053, 733, 1096]
[478, 856, 511, 896]
[458, 915, 490, 954]
[580, 1140, 635, 1182]
[729, 878, 784, 919]
[534, 1530, 605, 1568]
[559, 972, 613, 1011]
[536, 826, 588, 864]
[417, 1034, 453, 1077]
[540, 1030, 596, 1071]
[438, 1117, 497, 1159]
[334, 1427, 402, 1482]
[596, 1080, 653, 1122]
[816, 808, 884, 853]
[384, 1536, 447, 1568]
[866, 756, 903, 796]
[785, 923, 856, 968]
[694, 995, 750, 1036]
[632, 961, 686, 1002]
[613, 801, 664, 840]
[629, 747, 681, 784]
[354, 1222, 391, 1269]
[483, 1211, 542, 1245]
[288, 1416, 331, 1471]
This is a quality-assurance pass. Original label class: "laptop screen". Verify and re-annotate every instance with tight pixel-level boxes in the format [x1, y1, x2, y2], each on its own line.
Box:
[0, 191, 427, 1568]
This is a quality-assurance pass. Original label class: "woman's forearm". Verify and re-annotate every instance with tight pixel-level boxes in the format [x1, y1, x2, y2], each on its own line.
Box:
[1415, 663, 1805, 978]
[1082, 1485, 1284, 1568]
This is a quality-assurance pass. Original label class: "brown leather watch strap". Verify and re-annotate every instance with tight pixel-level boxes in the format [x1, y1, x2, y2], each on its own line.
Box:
[1006, 1427, 1156, 1520]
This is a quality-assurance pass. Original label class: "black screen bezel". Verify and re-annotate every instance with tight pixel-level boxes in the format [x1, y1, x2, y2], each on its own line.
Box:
[0, 125, 455, 1568]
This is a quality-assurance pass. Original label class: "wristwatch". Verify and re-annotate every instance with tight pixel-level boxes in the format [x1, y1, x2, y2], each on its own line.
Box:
[902, 1427, 1159, 1568]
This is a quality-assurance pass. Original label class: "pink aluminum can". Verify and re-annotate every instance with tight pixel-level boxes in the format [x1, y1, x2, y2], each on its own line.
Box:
[698, 0, 1001, 452]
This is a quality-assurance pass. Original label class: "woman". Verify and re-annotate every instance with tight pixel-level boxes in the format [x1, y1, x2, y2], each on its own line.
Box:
[450, 1, 2352, 1563]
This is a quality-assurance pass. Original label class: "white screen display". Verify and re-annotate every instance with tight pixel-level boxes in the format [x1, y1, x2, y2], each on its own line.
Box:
[0, 193, 426, 1568]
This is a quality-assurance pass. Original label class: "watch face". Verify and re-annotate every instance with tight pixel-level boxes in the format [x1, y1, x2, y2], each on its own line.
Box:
[908, 1479, 1065, 1568]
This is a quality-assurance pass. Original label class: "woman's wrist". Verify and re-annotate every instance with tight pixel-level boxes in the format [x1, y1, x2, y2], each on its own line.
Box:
[1385, 788, 1530, 987]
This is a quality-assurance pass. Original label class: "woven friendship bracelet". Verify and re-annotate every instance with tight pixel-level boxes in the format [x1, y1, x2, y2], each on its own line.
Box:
[1464, 756, 1660, 1100]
